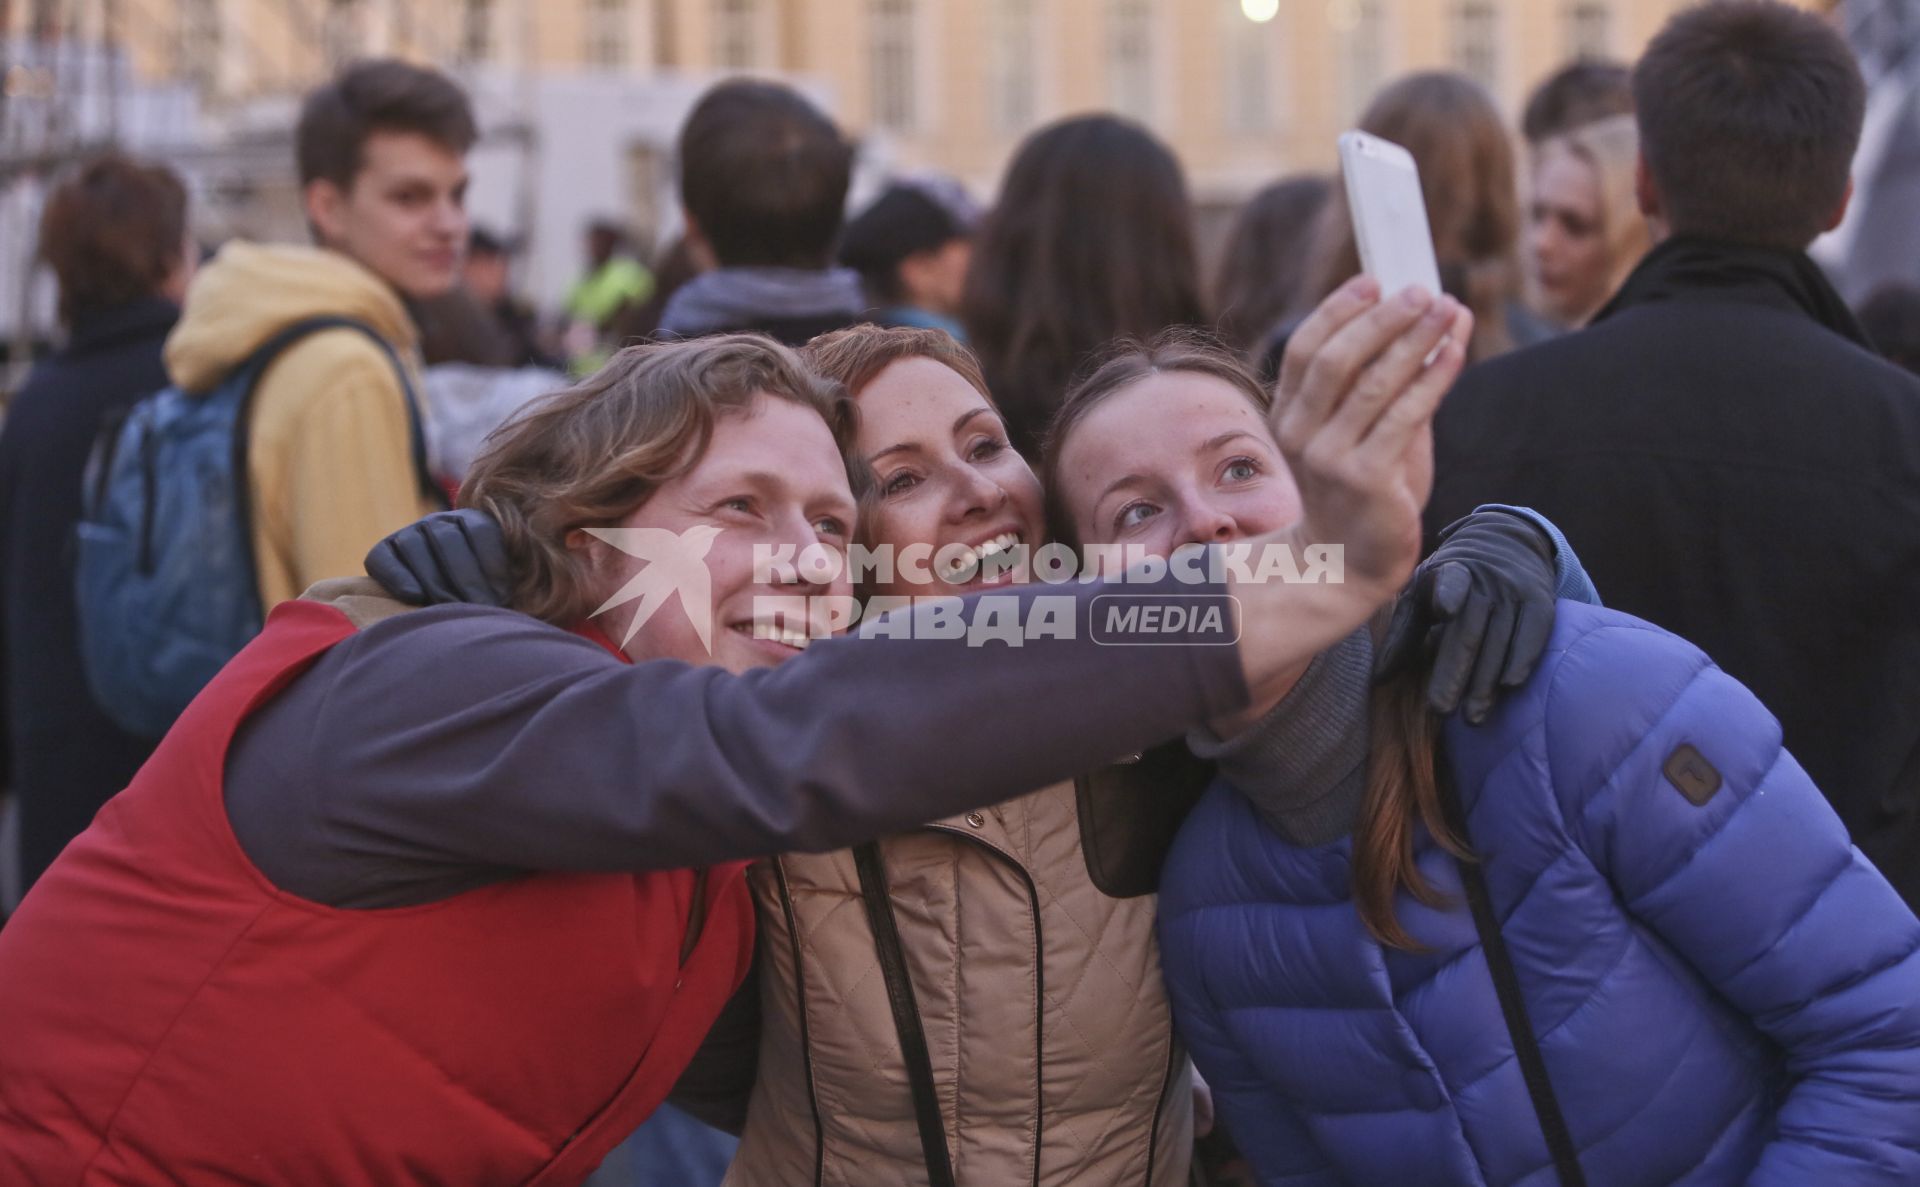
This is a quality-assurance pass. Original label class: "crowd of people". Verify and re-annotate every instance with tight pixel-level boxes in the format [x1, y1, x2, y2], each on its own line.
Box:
[1, 2, 1919, 1185]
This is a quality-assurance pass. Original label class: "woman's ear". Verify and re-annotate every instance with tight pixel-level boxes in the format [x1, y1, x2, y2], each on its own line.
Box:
[565, 527, 612, 579]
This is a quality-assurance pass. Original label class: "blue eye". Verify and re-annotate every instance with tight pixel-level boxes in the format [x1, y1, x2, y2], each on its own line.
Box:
[1116, 502, 1159, 530]
[1223, 457, 1260, 483]
[814, 516, 848, 538]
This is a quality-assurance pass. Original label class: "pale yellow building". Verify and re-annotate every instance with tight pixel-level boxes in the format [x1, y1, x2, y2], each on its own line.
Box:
[73, 0, 1720, 194]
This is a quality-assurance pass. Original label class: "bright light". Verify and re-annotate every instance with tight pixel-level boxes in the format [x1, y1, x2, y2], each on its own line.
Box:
[1242, 0, 1280, 23]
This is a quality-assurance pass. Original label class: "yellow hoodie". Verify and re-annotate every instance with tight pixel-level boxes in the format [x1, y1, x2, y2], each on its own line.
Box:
[166, 243, 440, 610]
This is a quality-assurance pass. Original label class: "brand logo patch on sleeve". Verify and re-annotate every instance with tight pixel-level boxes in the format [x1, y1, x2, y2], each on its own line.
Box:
[1663, 744, 1723, 806]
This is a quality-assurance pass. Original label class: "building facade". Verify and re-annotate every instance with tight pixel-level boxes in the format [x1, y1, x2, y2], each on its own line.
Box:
[5, 0, 1836, 311]
[70, 1, 1723, 191]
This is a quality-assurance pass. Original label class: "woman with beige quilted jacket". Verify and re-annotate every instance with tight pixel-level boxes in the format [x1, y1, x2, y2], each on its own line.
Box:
[716, 324, 1211, 1187]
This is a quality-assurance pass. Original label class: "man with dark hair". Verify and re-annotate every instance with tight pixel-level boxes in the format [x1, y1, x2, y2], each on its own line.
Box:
[1520, 58, 1634, 144]
[657, 80, 867, 344]
[1429, 0, 1920, 908]
[163, 58, 470, 609]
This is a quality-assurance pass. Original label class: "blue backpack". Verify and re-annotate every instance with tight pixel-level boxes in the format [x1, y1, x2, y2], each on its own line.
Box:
[76, 315, 441, 739]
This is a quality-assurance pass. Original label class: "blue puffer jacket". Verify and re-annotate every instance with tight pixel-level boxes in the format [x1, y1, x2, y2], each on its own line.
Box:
[1160, 602, 1920, 1186]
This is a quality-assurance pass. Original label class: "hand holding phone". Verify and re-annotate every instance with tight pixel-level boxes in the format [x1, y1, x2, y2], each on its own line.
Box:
[1338, 130, 1443, 301]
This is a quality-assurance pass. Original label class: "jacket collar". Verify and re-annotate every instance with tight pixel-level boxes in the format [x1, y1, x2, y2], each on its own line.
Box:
[1593, 235, 1872, 351]
[64, 296, 179, 357]
[657, 266, 866, 339]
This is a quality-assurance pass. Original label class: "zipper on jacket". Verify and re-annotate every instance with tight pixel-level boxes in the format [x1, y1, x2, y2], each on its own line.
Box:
[1142, 1027, 1180, 1187]
[772, 859, 830, 1187]
[924, 823, 1046, 1187]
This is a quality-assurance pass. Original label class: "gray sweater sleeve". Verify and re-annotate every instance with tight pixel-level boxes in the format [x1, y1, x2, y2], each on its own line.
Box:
[227, 574, 1246, 907]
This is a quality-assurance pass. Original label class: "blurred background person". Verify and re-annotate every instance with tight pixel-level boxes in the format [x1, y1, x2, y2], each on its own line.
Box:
[657, 80, 865, 345]
[0, 155, 188, 894]
[962, 114, 1206, 458]
[1429, 0, 1920, 911]
[1212, 173, 1333, 356]
[1521, 57, 1636, 145]
[1303, 72, 1549, 368]
[564, 218, 653, 372]
[836, 176, 978, 339]
[613, 234, 708, 344]
[1528, 114, 1651, 327]
[464, 226, 558, 370]
[415, 285, 514, 369]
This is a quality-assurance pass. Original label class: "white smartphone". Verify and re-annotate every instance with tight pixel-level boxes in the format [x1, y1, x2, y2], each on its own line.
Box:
[1338, 130, 1443, 300]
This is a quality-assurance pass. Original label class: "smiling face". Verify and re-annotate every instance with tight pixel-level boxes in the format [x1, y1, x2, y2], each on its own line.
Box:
[855, 355, 1046, 599]
[1529, 145, 1611, 325]
[1055, 370, 1301, 555]
[578, 394, 858, 674]
[306, 130, 470, 299]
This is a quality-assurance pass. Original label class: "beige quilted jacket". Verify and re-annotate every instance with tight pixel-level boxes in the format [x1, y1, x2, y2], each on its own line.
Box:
[723, 753, 1207, 1187]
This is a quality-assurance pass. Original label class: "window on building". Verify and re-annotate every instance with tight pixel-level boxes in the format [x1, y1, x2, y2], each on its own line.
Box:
[1342, 0, 1387, 123]
[461, 0, 494, 64]
[714, 0, 764, 71]
[1565, 1, 1611, 59]
[1108, 0, 1154, 122]
[1453, 1, 1499, 92]
[871, 0, 917, 133]
[180, 0, 221, 91]
[1224, 0, 1274, 135]
[991, 0, 1038, 134]
[586, 0, 628, 67]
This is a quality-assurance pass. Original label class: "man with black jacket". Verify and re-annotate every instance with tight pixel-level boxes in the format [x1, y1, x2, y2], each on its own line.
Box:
[1427, 0, 1920, 907]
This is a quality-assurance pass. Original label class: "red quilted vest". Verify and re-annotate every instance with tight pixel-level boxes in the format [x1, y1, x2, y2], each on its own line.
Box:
[0, 599, 753, 1186]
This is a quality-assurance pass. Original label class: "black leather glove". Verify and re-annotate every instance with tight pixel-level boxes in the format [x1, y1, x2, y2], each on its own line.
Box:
[364, 509, 514, 607]
[1375, 510, 1559, 724]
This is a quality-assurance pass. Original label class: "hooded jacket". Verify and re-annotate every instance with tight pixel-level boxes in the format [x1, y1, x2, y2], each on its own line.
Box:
[165, 243, 440, 608]
[1159, 602, 1920, 1186]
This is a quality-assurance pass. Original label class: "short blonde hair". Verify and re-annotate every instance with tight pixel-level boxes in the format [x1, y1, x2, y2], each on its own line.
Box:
[1540, 115, 1650, 314]
[462, 334, 863, 624]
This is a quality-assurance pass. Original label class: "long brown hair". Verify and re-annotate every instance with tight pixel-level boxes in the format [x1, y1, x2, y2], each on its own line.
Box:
[962, 115, 1208, 458]
[1311, 72, 1524, 362]
[1213, 174, 1335, 353]
[1354, 652, 1471, 950]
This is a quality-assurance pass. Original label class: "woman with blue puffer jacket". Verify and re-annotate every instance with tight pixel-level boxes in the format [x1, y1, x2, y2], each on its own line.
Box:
[1045, 331, 1920, 1187]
